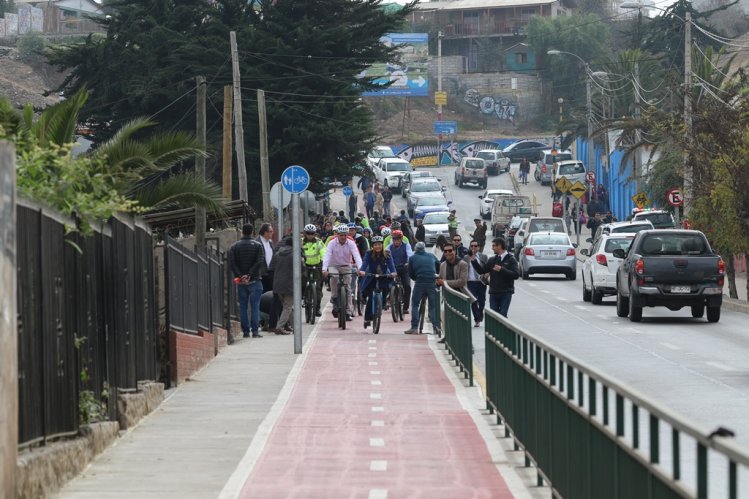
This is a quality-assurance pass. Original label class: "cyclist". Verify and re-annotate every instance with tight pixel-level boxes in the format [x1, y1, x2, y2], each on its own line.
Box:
[322, 224, 363, 321]
[380, 226, 392, 242]
[358, 236, 396, 329]
[383, 226, 409, 248]
[387, 230, 413, 315]
[302, 224, 325, 317]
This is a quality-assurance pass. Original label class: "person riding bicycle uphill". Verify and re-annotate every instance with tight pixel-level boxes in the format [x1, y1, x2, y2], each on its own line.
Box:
[302, 224, 325, 317]
[358, 236, 397, 329]
[387, 230, 413, 314]
[322, 224, 363, 321]
[383, 223, 410, 247]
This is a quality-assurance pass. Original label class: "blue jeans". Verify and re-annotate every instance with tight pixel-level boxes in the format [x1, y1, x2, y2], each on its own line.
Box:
[410, 282, 440, 331]
[490, 292, 513, 318]
[467, 281, 487, 323]
[238, 280, 264, 334]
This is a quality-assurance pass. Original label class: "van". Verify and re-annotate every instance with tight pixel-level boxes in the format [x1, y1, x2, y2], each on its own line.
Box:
[535, 149, 573, 185]
[476, 149, 510, 175]
[454, 157, 488, 189]
[491, 195, 534, 236]
[631, 209, 676, 229]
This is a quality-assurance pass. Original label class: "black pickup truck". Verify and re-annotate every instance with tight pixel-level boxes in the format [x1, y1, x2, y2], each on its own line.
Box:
[613, 230, 725, 322]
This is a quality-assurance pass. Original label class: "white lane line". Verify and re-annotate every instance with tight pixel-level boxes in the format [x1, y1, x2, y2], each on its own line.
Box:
[369, 346, 377, 350]
[370, 460, 388, 472]
[370, 393, 382, 399]
[368, 339, 377, 344]
[706, 361, 737, 372]
[540, 290, 551, 294]
[371, 420, 384, 427]
[368, 353, 377, 358]
[597, 314, 608, 320]
[660, 342, 681, 350]
[371, 380, 382, 386]
[369, 361, 378, 366]
[527, 283, 537, 287]
[371, 406, 384, 412]
[556, 297, 568, 301]
[574, 305, 587, 310]
[369, 438, 385, 447]
[369, 490, 388, 499]
[370, 370, 381, 375]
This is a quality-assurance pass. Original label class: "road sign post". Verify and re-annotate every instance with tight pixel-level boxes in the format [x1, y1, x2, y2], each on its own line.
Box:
[281, 165, 310, 354]
[667, 188, 683, 227]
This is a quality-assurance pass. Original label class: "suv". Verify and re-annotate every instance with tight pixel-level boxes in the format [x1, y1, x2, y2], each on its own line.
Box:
[554, 160, 587, 185]
[535, 149, 573, 185]
[632, 209, 676, 229]
[454, 157, 488, 188]
[503, 140, 548, 162]
[401, 170, 436, 198]
[366, 146, 395, 169]
[476, 149, 510, 175]
[373, 157, 411, 193]
[592, 220, 654, 246]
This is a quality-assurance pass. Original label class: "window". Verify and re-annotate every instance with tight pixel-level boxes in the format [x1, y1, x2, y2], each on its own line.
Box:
[559, 162, 585, 175]
[604, 238, 633, 253]
[515, 52, 528, 65]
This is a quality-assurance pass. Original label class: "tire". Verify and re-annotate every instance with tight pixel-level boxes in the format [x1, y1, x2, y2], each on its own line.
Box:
[691, 305, 705, 318]
[591, 284, 603, 305]
[390, 286, 401, 323]
[372, 293, 382, 334]
[522, 265, 530, 280]
[628, 288, 642, 322]
[418, 296, 428, 333]
[706, 306, 720, 323]
[616, 287, 629, 318]
[304, 284, 316, 324]
[568, 270, 577, 281]
[338, 288, 347, 330]
[582, 276, 592, 302]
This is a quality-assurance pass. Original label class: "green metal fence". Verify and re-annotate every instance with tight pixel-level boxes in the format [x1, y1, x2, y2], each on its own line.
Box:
[484, 308, 749, 498]
[441, 283, 473, 386]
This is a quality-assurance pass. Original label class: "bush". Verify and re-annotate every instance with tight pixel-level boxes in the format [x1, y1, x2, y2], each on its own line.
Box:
[17, 32, 46, 62]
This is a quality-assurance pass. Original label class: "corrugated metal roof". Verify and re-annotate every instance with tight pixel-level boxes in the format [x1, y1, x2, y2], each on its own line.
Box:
[416, 0, 558, 11]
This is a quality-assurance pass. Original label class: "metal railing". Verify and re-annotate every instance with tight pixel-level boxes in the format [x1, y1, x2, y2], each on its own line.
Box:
[484, 308, 749, 498]
[441, 283, 474, 386]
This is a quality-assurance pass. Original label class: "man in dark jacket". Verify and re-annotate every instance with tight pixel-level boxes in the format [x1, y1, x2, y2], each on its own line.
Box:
[404, 242, 440, 335]
[470, 237, 519, 317]
[347, 192, 358, 222]
[268, 236, 296, 335]
[471, 218, 488, 252]
[228, 224, 267, 337]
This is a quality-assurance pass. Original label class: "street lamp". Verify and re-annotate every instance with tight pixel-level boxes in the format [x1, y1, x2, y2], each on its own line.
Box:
[557, 97, 564, 123]
[621, 1, 692, 217]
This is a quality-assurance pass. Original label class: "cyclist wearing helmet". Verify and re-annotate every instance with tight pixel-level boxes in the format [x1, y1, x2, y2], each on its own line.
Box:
[383, 227, 409, 248]
[323, 224, 363, 320]
[358, 236, 396, 329]
[302, 224, 325, 316]
[387, 230, 413, 314]
[325, 224, 354, 246]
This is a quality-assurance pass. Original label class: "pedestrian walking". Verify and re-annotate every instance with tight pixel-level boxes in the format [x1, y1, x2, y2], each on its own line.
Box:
[586, 212, 603, 240]
[519, 157, 530, 184]
[268, 236, 296, 335]
[470, 218, 487, 252]
[404, 242, 441, 335]
[465, 240, 488, 327]
[374, 186, 384, 215]
[382, 185, 393, 217]
[364, 186, 375, 218]
[348, 191, 358, 222]
[228, 224, 267, 338]
[470, 237, 519, 318]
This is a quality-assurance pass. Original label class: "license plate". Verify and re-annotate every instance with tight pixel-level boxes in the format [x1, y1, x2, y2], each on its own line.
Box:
[671, 286, 691, 293]
[542, 251, 557, 257]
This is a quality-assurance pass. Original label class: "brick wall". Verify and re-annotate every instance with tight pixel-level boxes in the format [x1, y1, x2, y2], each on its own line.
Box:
[169, 328, 228, 385]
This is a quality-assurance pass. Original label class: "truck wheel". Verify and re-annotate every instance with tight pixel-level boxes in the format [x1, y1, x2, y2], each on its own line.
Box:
[706, 306, 721, 323]
[591, 285, 603, 305]
[628, 289, 642, 322]
[616, 288, 629, 317]
[582, 276, 592, 302]
[691, 305, 705, 318]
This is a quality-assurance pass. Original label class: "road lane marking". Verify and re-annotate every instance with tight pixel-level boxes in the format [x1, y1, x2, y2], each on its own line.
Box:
[556, 297, 568, 301]
[660, 342, 681, 350]
[371, 420, 384, 427]
[370, 370, 380, 375]
[369, 346, 377, 350]
[369, 361, 378, 366]
[369, 490, 388, 499]
[368, 353, 377, 358]
[706, 361, 737, 372]
[370, 393, 382, 399]
[371, 380, 382, 386]
[369, 438, 385, 447]
[371, 406, 384, 412]
[527, 283, 537, 287]
[540, 290, 551, 294]
[368, 339, 377, 344]
[597, 314, 608, 320]
[574, 305, 587, 310]
[370, 460, 388, 471]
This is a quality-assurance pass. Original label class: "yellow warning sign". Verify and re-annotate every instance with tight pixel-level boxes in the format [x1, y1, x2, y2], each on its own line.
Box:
[555, 176, 572, 194]
[632, 191, 650, 209]
[434, 91, 447, 106]
[569, 181, 587, 199]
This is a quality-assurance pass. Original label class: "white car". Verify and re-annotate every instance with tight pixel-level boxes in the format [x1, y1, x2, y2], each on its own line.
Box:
[478, 189, 514, 219]
[553, 160, 587, 185]
[476, 149, 510, 175]
[366, 146, 395, 169]
[401, 170, 437, 198]
[374, 157, 412, 193]
[421, 211, 452, 246]
[581, 234, 635, 304]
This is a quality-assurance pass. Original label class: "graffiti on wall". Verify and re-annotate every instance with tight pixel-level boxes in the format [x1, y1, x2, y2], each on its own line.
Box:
[392, 139, 516, 167]
[464, 89, 518, 124]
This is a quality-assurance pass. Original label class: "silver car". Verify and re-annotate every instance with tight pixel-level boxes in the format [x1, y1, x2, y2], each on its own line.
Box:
[421, 211, 452, 246]
[519, 232, 577, 280]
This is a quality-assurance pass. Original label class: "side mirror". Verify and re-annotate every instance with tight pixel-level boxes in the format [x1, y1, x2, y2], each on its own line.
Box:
[586, 237, 593, 243]
[447, 200, 453, 205]
[518, 230, 524, 236]
[442, 186, 448, 191]
[478, 195, 483, 199]
[612, 249, 626, 259]
[578, 247, 587, 254]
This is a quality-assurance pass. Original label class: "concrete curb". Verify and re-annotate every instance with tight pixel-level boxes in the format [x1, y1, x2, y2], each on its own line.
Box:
[722, 297, 749, 315]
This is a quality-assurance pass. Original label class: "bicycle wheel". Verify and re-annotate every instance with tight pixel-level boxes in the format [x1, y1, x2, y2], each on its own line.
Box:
[418, 295, 427, 333]
[337, 284, 347, 330]
[355, 279, 363, 316]
[372, 292, 382, 335]
[305, 284, 317, 325]
[390, 285, 401, 323]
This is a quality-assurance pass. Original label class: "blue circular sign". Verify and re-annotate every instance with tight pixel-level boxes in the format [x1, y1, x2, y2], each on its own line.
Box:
[281, 165, 310, 194]
[342, 186, 353, 196]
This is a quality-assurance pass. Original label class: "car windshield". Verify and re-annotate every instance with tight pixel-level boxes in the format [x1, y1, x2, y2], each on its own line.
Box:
[464, 159, 484, 169]
[559, 163, 585, 175]
[476, 152, 497, 161]
[501, 198, 526, 207]
[640, 234, 708, 256]
[635, 213, 675, 228]
[604, 238, 633, 253]
[385, 162, 410, 172]
[612, 224, 651, 234]
[529, 219, 564, 233]
[370, 147, 394, 158]
[423, 213, 450, 224]
[418, 197, 446, 207]
[546, 153, 572, 163]
[411, 181, 441, 192]
[529, 234, 569, 246]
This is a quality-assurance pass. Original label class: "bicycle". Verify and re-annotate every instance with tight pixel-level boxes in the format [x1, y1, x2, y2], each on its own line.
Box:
[363, 273, 394, 335]
[353, 269, 364, 316]
[390, 275, 405, 323]
[303, 266, 319, 325]
[329, 266, 351, 330]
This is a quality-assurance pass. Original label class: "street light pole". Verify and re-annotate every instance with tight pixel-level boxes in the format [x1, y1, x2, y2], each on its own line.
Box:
[437, 31, 443, 166]
[683, 9, 693, 216]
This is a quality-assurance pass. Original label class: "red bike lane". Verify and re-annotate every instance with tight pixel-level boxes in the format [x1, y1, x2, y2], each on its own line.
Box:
[234, 314, 517, 498]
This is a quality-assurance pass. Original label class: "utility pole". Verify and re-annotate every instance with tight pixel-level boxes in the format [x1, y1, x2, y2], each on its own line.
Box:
[437, 31, 443, 166]
[0, 141, 18, 499]
[633, 62, 641, 192]
[683, 9, 693, 217]
[195, 76, 207, 248]
[257, 89, 272, 220]
[222, 85, 233, 200]
[586, 63, 594, 203]
[230, 31, 249, 203]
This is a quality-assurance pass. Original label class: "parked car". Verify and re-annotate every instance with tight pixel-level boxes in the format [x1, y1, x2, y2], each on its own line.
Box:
[535, 149, 573, 185]
[491, 195, 534, 236]
[366, 145, 396, 169]
[503, 140, 548, 162]
[421, 211, 453, 246]
[580, 234, 635, 304]
[614, 230, 724, 322]
[631, 209, 676, 229]
[406, 178, 447, 216]
[553, 160, 587, 185]
[412, 196, 451, 221]
[476, 149, 511, 175]
[519, 232, 577, 280]
[591, 220, 654, 246]
[454, 157, 488, 188]
[400, 170, 437, 198]
[373, 157, 412, 193]
[478, 189, 514, 219]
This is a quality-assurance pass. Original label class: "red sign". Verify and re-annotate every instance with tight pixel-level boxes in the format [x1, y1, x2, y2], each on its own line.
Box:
[667, 188, 684, 207]
[585, 171, 596, 184]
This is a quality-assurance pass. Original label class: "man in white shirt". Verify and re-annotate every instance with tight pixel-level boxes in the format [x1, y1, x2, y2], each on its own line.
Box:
[323, 225, 363, 320]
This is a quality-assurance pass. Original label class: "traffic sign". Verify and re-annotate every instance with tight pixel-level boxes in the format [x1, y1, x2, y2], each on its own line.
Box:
[270, 181, 291, 210]
[434, 91, 447, 106]
[667, 188, 683, 207]
[632, 191, 650, 209]
[281, 165, 310, 194]
[569, 181, 587, 199]
[433, 120, 457, 135]
[555, 176, 572, 194]
[361, 33, 429, 97]
[342, 186, 353, 197]
[585, 171, 596, 184]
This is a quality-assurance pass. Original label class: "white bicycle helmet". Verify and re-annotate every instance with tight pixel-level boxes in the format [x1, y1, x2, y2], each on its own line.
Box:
[336, 225, 349, 234]
[371, 236, 384, 243]
[381, 227, 392, 236]
[304, 224, 317, 233]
